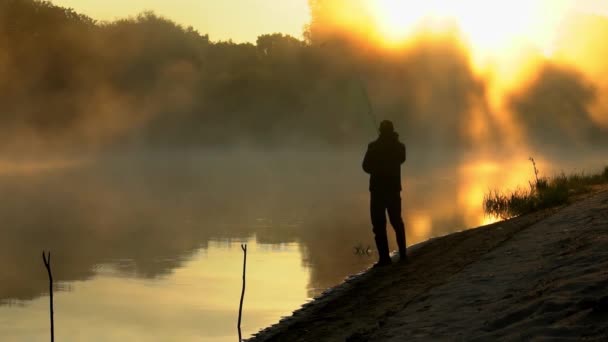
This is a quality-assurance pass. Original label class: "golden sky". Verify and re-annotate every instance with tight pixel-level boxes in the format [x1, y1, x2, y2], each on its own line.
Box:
[52, 0, 608, 42]
[50, 0, 608, 46]
[50, 0, 311, 42]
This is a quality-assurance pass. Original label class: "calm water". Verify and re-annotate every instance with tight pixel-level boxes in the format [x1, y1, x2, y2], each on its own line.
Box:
[0, 148, 604, 341]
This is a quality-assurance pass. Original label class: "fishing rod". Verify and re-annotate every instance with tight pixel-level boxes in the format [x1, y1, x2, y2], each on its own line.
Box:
[355, 73, 378, 134]
[320, 40, 379, 135]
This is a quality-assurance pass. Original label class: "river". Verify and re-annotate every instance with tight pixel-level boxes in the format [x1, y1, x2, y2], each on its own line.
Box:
[0, 147, 604, 341]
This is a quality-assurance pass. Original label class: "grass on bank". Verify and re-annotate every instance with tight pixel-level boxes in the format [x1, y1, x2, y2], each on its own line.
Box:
[483, 158, 608, 219]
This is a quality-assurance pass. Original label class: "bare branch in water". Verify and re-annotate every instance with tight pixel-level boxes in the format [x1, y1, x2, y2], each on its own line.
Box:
[238, 244, 247, 342]
[42, 251, 54, 342]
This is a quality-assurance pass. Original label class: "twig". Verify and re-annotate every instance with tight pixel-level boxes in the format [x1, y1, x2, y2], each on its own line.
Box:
[529, 157, 540, 185]
[237, 244, 247, 342]
[42, 251, 54, 342]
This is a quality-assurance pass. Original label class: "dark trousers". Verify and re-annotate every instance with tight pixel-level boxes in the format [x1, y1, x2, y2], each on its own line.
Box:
[370, 191, 406, 262]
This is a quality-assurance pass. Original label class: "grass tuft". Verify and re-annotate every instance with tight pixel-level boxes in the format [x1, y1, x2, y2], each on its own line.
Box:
[484, 158, 608, 220]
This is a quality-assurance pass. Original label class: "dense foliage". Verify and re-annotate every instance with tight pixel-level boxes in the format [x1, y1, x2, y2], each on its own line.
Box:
[0, 0, 606, 153]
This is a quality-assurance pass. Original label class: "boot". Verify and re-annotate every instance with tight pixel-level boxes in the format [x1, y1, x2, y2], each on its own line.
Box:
[396, 228, 407, 262]
[374, 234, 391, 265]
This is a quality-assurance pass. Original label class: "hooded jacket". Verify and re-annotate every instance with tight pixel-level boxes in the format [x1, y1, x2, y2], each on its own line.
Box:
[362, 132, 406, 192]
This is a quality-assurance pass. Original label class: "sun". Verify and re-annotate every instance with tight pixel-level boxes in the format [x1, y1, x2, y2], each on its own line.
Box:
[369, 0, 567, 60]
[370, 0, 451, 42]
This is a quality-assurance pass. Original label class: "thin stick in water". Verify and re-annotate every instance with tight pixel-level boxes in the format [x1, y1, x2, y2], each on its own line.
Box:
[42, 251, 54, 342]
[237, 244, 247, 342]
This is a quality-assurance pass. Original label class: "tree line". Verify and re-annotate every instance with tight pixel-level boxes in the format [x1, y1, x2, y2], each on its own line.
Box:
[0, 0, 605, 154]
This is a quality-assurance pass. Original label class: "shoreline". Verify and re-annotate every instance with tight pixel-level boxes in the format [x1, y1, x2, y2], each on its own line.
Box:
[249, 186, 608, 341]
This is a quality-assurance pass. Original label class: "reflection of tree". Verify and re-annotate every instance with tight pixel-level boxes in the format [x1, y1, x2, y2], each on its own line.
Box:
[2, 0, 608, 305]
[0, 169, 208, 302]
[0, 150, 472, 303]
[4, 148, 606, 303]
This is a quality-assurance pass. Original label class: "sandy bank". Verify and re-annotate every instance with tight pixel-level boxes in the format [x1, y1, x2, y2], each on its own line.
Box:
[249, 187, 608, 341]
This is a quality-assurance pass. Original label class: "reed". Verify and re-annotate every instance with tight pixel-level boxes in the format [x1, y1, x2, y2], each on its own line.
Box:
[484, 159, 608, 219]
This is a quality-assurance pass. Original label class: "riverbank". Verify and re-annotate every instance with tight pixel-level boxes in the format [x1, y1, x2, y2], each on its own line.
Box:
[249, 185, 608, 341]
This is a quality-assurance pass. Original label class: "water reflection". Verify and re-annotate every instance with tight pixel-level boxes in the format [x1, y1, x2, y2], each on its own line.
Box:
[1, 239, 308, 341]
[0, 149, 605, 340]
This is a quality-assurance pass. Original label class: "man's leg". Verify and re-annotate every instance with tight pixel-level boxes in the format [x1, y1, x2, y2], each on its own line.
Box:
[387, 192, 407, 261]
[370, 192, 390, 263]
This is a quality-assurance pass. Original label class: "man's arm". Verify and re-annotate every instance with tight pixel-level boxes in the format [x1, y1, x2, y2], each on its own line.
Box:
[362, 145, 373, 174]
[399, 143, 406, 164]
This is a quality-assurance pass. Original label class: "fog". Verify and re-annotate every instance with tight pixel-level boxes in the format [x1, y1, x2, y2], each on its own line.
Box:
[1, 0, 608, 314]
[1, 1, 606, 157]
[2, 146, 607, 307]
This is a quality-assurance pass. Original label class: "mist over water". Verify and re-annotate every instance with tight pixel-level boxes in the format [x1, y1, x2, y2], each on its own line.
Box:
[1, 147, 606, 340]
[1, 0, 608, 340]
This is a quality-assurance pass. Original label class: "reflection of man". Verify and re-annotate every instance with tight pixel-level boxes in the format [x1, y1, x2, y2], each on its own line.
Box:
[362, 120, 407, 266]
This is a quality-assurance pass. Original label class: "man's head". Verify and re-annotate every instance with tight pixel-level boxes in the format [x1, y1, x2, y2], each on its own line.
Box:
[379, 120, 394, 135]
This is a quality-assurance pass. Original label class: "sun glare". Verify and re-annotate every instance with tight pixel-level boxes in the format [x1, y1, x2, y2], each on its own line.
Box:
[369, 0, 568, 61]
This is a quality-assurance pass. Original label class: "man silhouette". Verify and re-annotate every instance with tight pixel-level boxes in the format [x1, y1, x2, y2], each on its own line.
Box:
[362, 120, 407, 266]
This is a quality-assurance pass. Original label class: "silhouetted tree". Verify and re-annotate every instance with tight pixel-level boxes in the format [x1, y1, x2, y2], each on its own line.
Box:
[0, 0, 605, 154]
